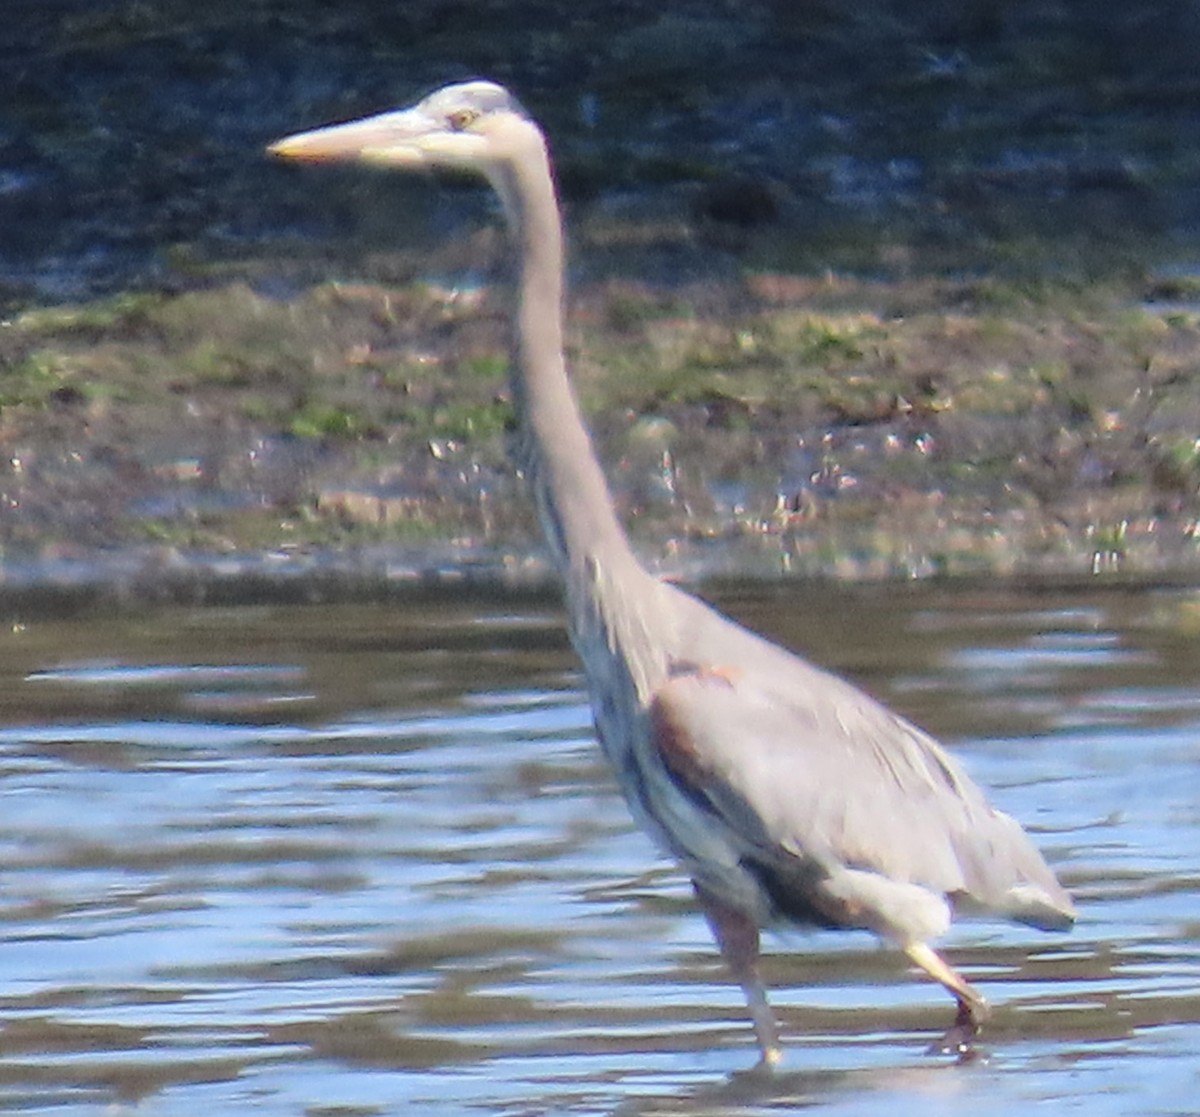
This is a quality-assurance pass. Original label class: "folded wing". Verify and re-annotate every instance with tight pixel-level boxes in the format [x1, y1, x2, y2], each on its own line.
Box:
[649, 653, 1074, 939]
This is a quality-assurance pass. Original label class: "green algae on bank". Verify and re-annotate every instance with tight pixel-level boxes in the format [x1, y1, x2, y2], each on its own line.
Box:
[4, 261, 1200, 582]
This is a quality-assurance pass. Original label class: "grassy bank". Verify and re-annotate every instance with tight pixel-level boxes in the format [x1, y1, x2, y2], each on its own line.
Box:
[4, 234, 1200, 582]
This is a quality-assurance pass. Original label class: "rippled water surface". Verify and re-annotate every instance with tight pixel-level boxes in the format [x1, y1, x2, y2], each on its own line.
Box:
[0, 582, 1197, 1115]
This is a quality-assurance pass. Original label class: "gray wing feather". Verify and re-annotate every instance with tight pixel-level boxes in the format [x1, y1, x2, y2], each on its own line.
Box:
[654, 590, 1075, 931]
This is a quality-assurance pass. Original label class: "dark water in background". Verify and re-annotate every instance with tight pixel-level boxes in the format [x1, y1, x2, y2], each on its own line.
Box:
[0, 581, 1196, 1116]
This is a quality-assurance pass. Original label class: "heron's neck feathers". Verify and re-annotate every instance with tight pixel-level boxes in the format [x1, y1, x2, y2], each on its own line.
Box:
[494, 141, 639, 582]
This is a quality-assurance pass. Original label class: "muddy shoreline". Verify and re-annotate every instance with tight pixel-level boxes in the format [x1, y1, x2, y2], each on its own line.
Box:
[6, 263, 1200, 606]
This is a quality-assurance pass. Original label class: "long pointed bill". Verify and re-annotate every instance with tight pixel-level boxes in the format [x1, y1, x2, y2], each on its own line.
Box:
[268, 107, 434, 166]
[268, 106, 489, 170]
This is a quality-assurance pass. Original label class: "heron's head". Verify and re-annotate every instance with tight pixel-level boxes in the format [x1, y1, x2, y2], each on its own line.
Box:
[268, 80, 539, 179]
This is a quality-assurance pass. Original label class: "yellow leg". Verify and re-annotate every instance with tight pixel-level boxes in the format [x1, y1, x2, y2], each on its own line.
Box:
[904, 941, 990, 1055]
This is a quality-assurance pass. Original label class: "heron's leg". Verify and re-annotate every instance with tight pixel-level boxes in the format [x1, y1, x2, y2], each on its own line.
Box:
[695, 884, 782, 1067]
[903, 941, 990, 1056]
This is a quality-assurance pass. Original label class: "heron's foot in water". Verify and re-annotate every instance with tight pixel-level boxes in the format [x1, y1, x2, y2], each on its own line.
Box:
[728, 1044, 783, 1085]
[755, 1042, 783, 1072]
[926, 998, 987, 1062]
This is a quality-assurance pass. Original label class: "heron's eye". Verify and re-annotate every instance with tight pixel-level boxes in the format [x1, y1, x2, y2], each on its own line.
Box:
[448, 108, 479, 132]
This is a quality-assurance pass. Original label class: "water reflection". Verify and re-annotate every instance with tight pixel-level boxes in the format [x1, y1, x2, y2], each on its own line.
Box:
[0, 583, 1196, 1115]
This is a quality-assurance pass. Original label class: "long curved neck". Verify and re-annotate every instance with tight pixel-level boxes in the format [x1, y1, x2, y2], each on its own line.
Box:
[490, 134, 673, 742]
[490, 143, 637, 581]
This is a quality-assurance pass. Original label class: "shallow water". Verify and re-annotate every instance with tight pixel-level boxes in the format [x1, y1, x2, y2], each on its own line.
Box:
[0, 581, 1196, 1116]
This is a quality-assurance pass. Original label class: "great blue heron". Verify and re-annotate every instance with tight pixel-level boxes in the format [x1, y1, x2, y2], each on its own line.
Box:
[269, 80, 1075, 1066]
